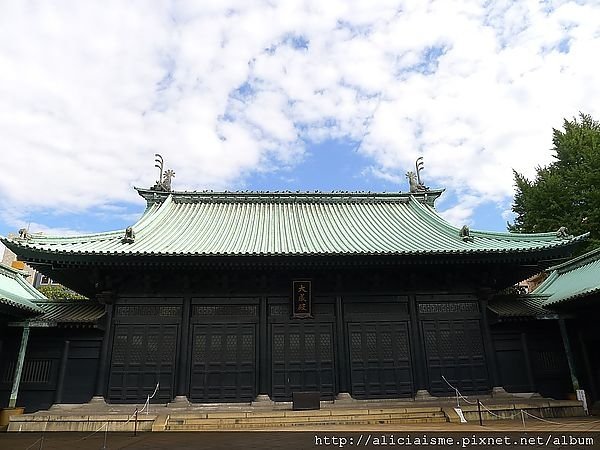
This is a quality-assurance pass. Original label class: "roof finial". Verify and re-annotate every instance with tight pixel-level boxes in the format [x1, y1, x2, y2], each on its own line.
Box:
[151, 154, 175, 192]
[163, 169, 175, 191]
[416, 156, 425, 186]
[406, 157, 429, 193]
[154, 154, 163, 183]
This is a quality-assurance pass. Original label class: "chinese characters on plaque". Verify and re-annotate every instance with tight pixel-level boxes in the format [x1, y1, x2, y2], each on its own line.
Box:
[292, 280, 312, 318]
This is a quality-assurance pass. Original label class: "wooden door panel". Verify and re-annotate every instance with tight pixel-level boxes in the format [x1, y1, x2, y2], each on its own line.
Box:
[347, 321, 413, 398]
[189, 323, 256, 402]
[422, 319, 489, 395]
[270, 322, 335, 401]
[108, 323, 178, 403]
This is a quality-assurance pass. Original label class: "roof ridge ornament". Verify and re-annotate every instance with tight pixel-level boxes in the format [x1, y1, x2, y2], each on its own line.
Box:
[407, 157, 429, 193]
[459, 225, 474, 242]
[556, 226, 571, 239]
[151, 154, 175, 192]
[122, 226, 135, 244]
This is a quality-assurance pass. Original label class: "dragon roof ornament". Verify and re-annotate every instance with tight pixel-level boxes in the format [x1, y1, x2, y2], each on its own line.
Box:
[151, 154, 175, 192]
[406, 157, 429, 193]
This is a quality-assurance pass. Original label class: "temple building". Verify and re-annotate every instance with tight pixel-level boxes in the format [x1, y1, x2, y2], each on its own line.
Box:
[0, 166, 590, 411]
[518, 248, 600, 412]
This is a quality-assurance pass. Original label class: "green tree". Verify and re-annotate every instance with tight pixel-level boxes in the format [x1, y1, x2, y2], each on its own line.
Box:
[38, 284, 87, 300]
[509, 113, 600, 254]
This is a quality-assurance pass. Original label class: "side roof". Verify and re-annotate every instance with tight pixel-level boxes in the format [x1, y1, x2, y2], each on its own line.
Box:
[533, 246, 600, 307]
[487, 294, 558, 320]
[9, 300, 105, 328]
[0, 264, 45, 315]
[1, 189, 587, 259]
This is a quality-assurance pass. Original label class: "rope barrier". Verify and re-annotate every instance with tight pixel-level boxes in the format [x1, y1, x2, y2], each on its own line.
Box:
[20, 382, 160, 449]
[76, 420, 109, 442]
[139, 382, 160, 415]
[442, 374, 599, 428]
[441, 375, 477, 405]
[478, 401, 522, 419]
[23, 437, 43, 450]
[521, 409, 568, 426]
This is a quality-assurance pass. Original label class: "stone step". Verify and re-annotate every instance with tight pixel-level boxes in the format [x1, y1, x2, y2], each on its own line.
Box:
[169, 410, 445, 425]
[169, 407, 443, 419]
[165, 416, 448, 431]
[164, 409, 448, 430]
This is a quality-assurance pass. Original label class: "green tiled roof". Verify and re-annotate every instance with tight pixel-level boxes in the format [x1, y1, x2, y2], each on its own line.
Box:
[1, 189, 587, 258]
[0, 264, 45, 315]
[22, 300, 105, 327]
[533, 247, 600, 306]
[488, 294, 557, 320]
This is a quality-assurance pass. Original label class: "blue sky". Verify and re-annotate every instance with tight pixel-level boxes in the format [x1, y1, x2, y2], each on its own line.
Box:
[1, 0, 599, 247]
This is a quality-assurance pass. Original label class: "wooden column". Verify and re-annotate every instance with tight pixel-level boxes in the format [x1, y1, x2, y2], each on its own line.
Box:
[9, 323, 30, 408]
[54, 340, 70, 404]
[479, 296, 501, 389]
[258, 296, 269, 396]
[409, 294, 428, 395]
[578, 330, 597, 402]
[558, 317, 580, 392]
[93, 294, 115, 399]
[521, 332, 535, 392]
[335, 295, 349, 394]
[175, 297, 191, 397]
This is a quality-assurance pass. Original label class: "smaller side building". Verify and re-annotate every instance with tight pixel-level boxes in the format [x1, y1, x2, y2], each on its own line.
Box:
[0, 263, 44, 323]
[0, 263, 105, 412]
[535, 247, 600, 411]
[489, 248, 600, 411]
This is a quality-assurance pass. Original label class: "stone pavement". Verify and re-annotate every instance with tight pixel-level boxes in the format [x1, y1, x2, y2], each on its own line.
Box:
[0, 418, 599, 449]
[5, 394, 587, 432]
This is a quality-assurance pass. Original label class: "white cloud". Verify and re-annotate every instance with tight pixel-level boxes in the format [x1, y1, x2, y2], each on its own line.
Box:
[0, 0, 599, 233]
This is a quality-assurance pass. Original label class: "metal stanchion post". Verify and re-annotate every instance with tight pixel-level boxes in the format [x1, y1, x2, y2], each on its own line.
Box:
[477, 399, 483, 426]
[134, 409, 138, 437]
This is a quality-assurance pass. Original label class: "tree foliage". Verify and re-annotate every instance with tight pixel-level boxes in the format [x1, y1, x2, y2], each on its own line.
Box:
[509, 113, 600, 253]
[38, 284, 87, 300]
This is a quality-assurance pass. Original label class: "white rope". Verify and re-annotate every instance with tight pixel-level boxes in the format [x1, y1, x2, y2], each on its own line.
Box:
[23, 437, 43, 450]
[149, 382, 159, 399]
[139, 397, 150, 415]
[478, 402, 522, 419]
[521, 409, 568, 425]
[77, 421, 108, 441]
[441, 375, 477, 405]
[25, 386, 162, 449]
[124, 408, 138, 425]
[139, 382, 159, 415]
[441, 375, 536, 422]
[458, 392, 477, 405]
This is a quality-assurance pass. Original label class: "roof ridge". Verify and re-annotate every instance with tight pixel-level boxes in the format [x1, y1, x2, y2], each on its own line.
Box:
[135, 187, 446, 205]
[0, 263, 47, 300]
[136, 187, 444, 195]
[546, 245, 600, 273]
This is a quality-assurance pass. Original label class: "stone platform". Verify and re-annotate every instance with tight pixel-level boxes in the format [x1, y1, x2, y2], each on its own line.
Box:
[6, 394, 586, 432]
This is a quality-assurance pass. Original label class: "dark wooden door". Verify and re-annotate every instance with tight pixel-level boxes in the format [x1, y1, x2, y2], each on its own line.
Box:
[271, 322, 335, 401]
[347, 321, 413, 398]
[422, 319, 489, 394]
[189, 323, 256, 402]
[108, 324, 178, 403]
